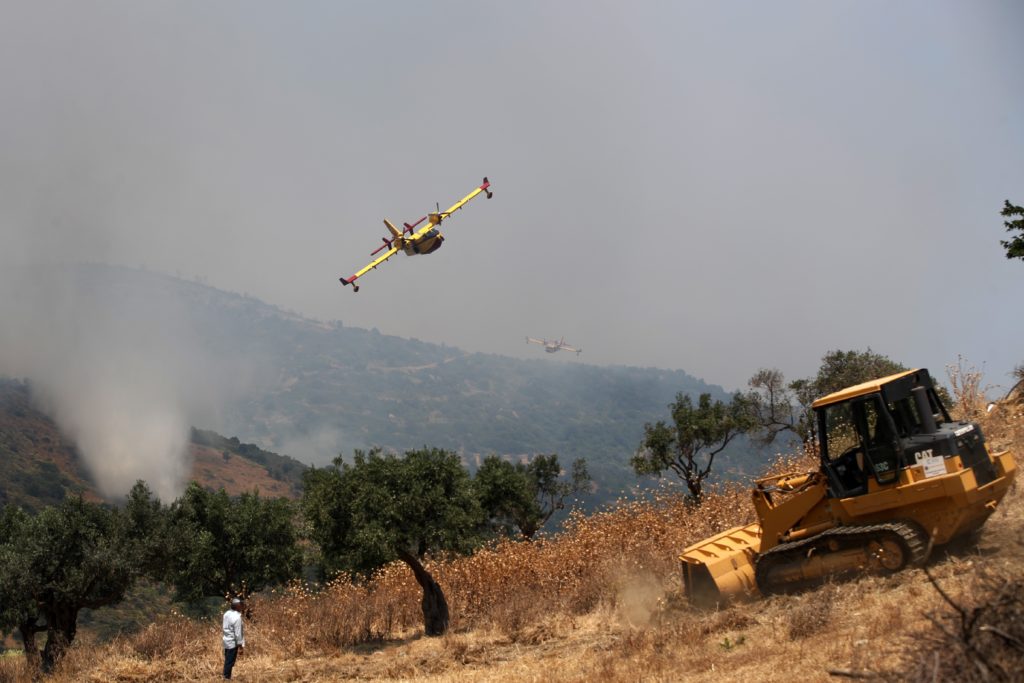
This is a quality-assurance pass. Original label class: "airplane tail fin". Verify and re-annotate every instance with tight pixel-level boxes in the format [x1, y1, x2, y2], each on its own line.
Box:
[383, 219, 401, 238]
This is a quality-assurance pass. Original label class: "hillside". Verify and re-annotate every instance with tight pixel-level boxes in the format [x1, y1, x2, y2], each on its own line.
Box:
[0, 380, 303, 509]
[16, 264, 750, 502]
[0, 379, 98, 510]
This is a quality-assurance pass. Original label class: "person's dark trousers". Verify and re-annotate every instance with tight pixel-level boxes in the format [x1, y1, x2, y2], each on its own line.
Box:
[223, 647, 238, 679]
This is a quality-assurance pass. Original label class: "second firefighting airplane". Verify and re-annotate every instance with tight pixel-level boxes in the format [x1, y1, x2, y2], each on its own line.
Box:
[339, 177, 493, 292]
[526, 337, 582, 356]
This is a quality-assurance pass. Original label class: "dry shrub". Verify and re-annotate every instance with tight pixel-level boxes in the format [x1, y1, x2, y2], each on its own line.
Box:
[0, 656, 31, 683]
[128, 611, 200, 660]
[892, 567, 1024, 682]
[441, 634, 471, 663]
[486, 585, 551, 640]
[698, 605, 753, 636]
[785, 584, 836, 640]
[986, 393, 1024, 455]
[514, 619, 560, 646]
[947, 356, 992, 422]
[946, 357, 1024, 455]
[250, 571, 422, 657]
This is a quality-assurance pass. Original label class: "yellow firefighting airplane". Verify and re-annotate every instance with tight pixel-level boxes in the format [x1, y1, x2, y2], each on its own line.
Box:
[338, 177, 493, 292]
[526, 336, 582, 356]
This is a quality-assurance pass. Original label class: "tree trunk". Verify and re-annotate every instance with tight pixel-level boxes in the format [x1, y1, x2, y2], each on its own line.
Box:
[18, 621, 41, 672]
[41, 605, 78, 673]
[396, 549, 449, 636]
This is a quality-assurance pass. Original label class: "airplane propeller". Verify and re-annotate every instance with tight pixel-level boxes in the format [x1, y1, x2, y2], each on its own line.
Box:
[371, 237, 392, 256]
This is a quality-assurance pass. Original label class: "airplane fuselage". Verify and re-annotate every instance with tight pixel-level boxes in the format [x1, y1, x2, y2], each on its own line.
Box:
[403, 228, 444, 255]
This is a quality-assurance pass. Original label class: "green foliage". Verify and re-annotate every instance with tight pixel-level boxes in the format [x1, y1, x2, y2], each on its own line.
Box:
[475, 454, 591, 539]
[0, 497, 142, 671]
[0, 506, 35, 640]
[123, 481, 168, 576]
[1000, 200, 1024, 261]
[474, 456, 533, 538]
[300, 465, 356, 578]
[163, 483, 301, 604]
[77, 579, 173, 642]
[304, 448, 484, 576]
[807, 349, 907, 399]
[719, 635, 746, 650]
[632, 392, 753, 501]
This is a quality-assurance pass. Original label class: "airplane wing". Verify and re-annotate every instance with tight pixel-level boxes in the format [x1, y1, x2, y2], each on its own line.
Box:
[559, 343, 582, 355]
[407, 178, 492, 240]
[432, 177, 493, 227]
[339, 245, 400, 292]
[526, 337, 545, 345]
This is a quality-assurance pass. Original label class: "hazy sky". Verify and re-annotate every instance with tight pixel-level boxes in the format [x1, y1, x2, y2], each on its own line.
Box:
[2, 1, 1022, 393]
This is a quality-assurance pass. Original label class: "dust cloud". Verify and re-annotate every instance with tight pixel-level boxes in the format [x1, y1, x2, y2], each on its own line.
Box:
[615, 571, 665, 629]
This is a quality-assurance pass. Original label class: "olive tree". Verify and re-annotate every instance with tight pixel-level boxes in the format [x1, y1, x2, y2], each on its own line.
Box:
[475, 453, 591, 540]
[632, 392, 752, 501]
[162, 483, 302, 604]
[0, 498, 141, 672]
[302, 447, 483, 636]
[737, 368, 810, 447]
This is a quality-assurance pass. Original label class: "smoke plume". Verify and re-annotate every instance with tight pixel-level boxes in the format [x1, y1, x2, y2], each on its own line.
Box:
[0, 265, 246, 500]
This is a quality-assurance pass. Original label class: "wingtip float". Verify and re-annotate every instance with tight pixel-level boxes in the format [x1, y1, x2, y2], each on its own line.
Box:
[338, 177, 493, 293]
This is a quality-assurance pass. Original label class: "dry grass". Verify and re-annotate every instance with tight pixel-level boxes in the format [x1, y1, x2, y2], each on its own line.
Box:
[886, 566, 1024, 682]
[37, 490, 1023, 682]
[21, 391, 1022, 682]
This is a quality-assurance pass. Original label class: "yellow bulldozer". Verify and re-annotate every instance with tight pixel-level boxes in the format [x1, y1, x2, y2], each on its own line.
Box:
[681, 368, 1017, 604]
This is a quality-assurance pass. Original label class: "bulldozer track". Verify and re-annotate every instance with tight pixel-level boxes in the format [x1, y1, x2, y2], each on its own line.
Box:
[755, 520, 930, 595]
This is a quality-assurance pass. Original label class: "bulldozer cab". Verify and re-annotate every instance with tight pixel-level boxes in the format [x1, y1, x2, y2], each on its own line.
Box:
[815, 369, 951, 498]
[819, 395, 901, 496]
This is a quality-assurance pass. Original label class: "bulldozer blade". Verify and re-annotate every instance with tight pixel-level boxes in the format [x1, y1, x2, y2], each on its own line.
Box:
[680, 523, 762, 606]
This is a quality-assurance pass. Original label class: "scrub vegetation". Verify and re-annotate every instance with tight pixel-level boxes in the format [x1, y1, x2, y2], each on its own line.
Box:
[1, 355, 1021, 681]
[0, 381, 1019, 682]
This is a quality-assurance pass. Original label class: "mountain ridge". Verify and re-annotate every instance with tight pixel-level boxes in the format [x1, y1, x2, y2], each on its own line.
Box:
[3, 264, 754, 504]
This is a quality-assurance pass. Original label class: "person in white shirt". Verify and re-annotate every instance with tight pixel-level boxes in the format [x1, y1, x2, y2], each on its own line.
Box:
[222, 598, 245, 679]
